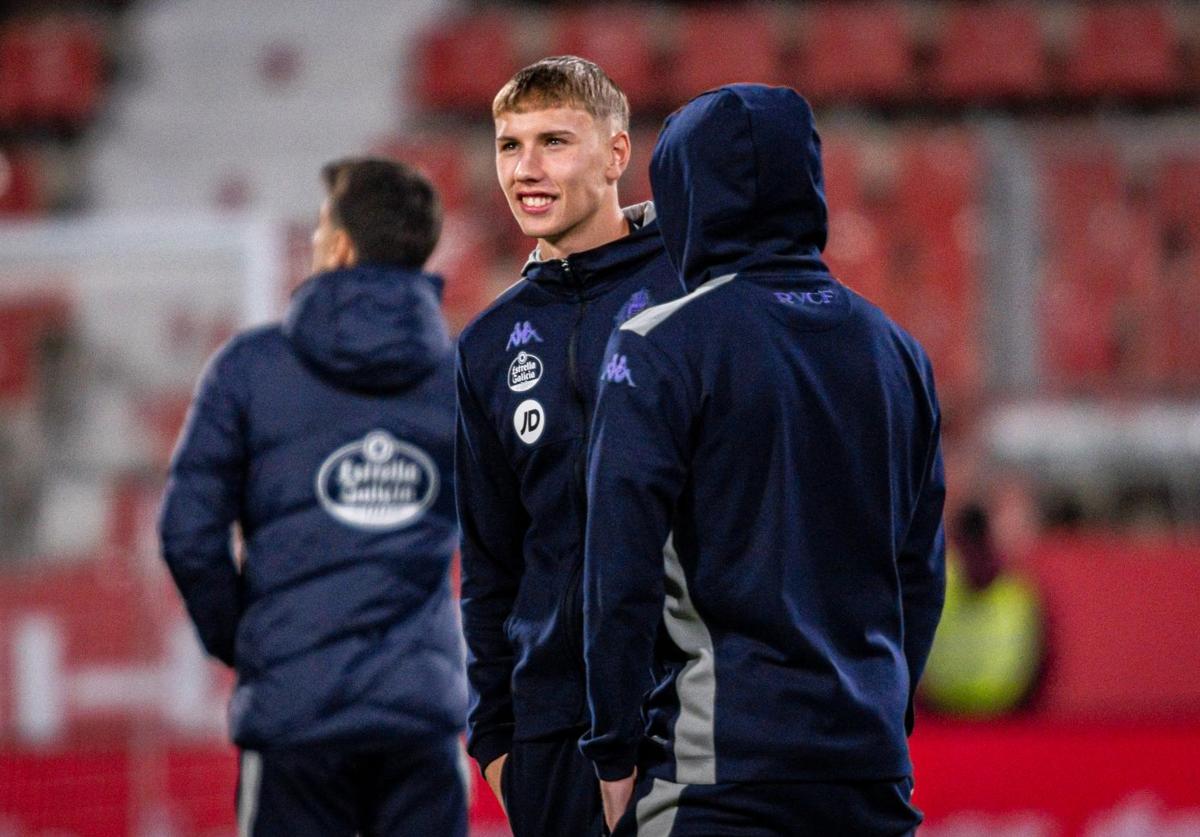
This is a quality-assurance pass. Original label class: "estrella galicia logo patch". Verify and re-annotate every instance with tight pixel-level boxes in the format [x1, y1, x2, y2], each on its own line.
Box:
[506, 321, 544, 351]
[601, 353, 636, 387]
[615, 288, 652, 326]
[513, 399, 545, 445]
[315, 430, 439, 531]
[508, 351, 543, 392]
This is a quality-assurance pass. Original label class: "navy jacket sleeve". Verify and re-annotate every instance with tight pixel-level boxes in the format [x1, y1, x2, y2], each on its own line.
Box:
[455, 347, 527, 770]
[581, 332, 692, 780]
[897, 393, 947, 734]
[158, 343, 246, 667]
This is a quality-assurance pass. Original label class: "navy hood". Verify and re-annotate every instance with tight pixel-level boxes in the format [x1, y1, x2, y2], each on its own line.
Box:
[283, 264, 451, 392]
[650, 84, 828, 287]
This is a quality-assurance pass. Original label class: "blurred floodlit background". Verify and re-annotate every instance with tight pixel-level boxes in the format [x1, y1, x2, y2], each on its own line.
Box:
[1, 1, 1199, 835]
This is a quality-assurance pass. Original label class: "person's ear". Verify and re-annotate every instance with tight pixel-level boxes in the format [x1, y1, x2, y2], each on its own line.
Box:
[607, 130, 631, 183]
[333, 228, 357, 268]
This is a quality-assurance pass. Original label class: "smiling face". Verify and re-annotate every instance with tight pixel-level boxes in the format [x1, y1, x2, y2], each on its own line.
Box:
[495, 105, 631, 260]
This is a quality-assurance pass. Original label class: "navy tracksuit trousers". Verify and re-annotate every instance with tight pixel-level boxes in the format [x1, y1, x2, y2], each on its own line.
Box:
[612, 773, 921, 837]
[501, 731, 606, 837]
[236, 738, 467, 836]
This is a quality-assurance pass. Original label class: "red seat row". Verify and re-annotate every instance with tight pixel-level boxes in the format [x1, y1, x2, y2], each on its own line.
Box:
[413, 2, 1193, 113]
[1039, 147, 1200, 393]
[822, 131, 985, 407]
[0, 16, 105, 129]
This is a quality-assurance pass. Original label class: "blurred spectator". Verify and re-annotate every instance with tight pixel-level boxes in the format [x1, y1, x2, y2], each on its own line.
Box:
[919, 502, 1046, 718]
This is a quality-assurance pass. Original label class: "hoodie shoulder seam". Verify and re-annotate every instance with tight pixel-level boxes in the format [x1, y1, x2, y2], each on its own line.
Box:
[620, 273, 737, 337]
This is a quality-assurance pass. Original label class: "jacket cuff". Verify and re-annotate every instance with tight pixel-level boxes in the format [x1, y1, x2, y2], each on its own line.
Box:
[591, 751, 639, 782]
[468, 728, 514, 774]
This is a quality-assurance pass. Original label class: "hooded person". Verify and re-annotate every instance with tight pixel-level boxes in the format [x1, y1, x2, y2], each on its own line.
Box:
[159, 158, 467, 837]
[580, 85, 946, 835]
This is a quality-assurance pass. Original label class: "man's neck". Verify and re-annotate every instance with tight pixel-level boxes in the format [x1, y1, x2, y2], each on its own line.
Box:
[538, 205, 630, 261]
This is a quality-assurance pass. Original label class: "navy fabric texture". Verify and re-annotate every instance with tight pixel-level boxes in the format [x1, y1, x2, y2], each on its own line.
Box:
[160, 264, 467, 752]
[500, 733, 605, 837]
[581, 86, 946, 784]
[612, 774, 920, 837]
[238, 739, 468, 836]
[455, 203, 685, 773]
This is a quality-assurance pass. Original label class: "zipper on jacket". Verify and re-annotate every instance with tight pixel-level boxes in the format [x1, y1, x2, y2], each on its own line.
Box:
[563, 256, 590, 663]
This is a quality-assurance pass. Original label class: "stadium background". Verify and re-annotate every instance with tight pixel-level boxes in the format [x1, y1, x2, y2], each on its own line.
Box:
[1, 0, 1199, 834]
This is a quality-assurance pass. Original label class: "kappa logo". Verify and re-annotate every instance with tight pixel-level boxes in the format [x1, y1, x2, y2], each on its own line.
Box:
[506, 321, 544, 351]
[513, 399, 545, 445]
[774, 289, 836, 307]
[508, 351, 543, 392]
[615, 289, 652, 326]
[601, 353, 636, 387]
[315, 430, 439, 531]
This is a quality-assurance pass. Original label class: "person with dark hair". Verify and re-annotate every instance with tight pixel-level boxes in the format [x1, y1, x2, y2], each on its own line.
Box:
[159, 157, 467, 836]
[455, 56, 684, 837]
[581, 86, 945, 835]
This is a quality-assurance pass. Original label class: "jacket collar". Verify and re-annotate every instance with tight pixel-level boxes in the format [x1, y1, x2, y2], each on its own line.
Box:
[521, 202, 660, 295]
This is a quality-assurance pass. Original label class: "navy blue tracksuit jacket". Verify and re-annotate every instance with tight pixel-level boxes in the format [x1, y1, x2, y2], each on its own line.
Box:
[581, 86, 947, 784]
[455, 203, 685, 771]
[160, 264, 466, 751]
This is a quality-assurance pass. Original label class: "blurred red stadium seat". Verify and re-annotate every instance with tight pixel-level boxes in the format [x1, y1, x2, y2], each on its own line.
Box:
[412, 14, 519, 114]
[550, 6, 662, 110]
[54, 18, 105, 125]
[373, 134, 473, 211]
[427, 212, 494, 333]
[933, 4, 1045, 102]
[1156, 154, 1200, 239]
[668, 6, 784, 101]
[1064, 3, 1179, 98]
[0, 17, 103, 128]
[1039, 148, 1132, 389]
[0, 146, 43, 215]
[0, 293, 71, 402]
[793, 2, 912, 104]
[0, 21, 36, 125]
[885, 134, 984, 404]
[1152, 155, 1200, 390]
[821, 135, 896, 312]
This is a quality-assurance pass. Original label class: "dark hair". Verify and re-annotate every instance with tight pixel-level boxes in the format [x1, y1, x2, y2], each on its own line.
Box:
[320, 157, 441, 268]
[493, 55, 630, 132]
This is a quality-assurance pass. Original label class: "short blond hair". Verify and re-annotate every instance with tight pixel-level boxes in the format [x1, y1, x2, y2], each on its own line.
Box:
[492, 55, 630, 132]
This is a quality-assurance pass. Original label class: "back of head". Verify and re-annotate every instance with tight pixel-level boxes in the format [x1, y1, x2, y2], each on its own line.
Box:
[285, 157, 450, 392]
[493, 55, 630, 133]
[321, 157, 442, 268]
[649, 85, 828, 285]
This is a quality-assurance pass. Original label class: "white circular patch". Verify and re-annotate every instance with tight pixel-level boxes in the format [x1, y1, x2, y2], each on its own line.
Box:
[513, 399, 545, 445]
[508, 351, 543, 393]
[315, 430, 439, 531]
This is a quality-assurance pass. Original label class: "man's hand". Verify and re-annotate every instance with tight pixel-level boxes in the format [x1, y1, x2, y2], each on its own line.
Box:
[483, 754, 507, 813]
[600, 769, 637, 833]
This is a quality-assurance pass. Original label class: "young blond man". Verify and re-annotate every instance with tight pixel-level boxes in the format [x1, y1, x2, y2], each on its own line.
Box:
[454, 57, 684, 837]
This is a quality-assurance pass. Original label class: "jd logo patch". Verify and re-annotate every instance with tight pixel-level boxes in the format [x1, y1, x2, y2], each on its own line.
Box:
[315, 430, 439, 531]
[513, 399, 545, 445]
[506, 321, 544, 351]
[508, 351, 543, 392]
[601, 353, 636, 387]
